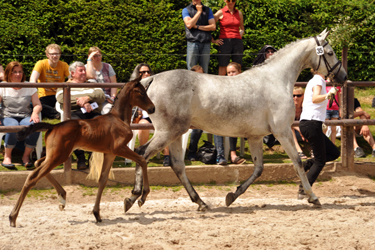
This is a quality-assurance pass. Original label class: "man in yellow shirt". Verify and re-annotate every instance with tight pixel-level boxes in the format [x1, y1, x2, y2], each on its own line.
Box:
[29, 44, 69, 119]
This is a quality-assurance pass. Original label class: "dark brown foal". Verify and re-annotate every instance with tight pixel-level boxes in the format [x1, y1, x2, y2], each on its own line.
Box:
[9, 78, 154, 227]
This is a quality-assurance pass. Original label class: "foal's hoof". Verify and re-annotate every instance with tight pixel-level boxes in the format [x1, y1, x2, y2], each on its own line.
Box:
[9, 216, 16, 228]
[138, 200, 144, 208]
[225, 192, 236, 207]
[59, 204, 65, 211]
[93, 211, 102, 223]
[308, 197, 322, 207]
[124, 198, 134, 213]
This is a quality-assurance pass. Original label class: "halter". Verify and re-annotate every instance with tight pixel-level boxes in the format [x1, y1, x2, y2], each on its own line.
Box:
[314, 36, 342, 80]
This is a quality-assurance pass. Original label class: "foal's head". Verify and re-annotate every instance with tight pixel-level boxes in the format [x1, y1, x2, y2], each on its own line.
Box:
[126, 78, 155, 115]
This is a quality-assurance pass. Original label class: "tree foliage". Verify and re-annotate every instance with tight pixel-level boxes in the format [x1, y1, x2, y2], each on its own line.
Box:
[0, 0, 374, 81]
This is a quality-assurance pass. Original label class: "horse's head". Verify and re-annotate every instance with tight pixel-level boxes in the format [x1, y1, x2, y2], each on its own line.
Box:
[313, 29, 347, 85]
[128, 78, 155, 115]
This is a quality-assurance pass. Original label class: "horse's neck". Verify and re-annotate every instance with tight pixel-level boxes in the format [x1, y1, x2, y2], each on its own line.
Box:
[264, 39, 314, 88]
[110, 93, 132, 124]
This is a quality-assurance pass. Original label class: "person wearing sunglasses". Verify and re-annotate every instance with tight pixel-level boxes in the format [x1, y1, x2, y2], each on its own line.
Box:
[129, 63, 170, 167]
[29, 44, 69, 120]
[86, 46, 117, 114]
[292, 87, 307, 159]
[182, 0, 216, 74]
[0, 61, 42, 170]
[212, 0, 245, 76]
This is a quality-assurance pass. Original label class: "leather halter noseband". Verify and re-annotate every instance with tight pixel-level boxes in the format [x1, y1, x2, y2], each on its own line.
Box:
[314, 36, 342, 80]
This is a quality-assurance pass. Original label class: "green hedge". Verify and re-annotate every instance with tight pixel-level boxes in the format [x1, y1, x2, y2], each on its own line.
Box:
[0, 0, 374, 82]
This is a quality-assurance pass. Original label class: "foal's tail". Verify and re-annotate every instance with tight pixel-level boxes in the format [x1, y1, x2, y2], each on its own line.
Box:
[17, 123, 55, 141]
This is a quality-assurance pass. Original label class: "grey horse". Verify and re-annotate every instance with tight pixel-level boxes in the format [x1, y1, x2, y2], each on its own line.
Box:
[126, 29, 347, 212]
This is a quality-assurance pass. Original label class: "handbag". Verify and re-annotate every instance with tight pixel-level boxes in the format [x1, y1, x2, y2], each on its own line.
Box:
[197, 140, 217, 164]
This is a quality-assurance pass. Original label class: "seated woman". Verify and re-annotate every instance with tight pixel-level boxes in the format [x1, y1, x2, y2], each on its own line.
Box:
[130, 63, 170, 166]
[0, 61, 42, 170]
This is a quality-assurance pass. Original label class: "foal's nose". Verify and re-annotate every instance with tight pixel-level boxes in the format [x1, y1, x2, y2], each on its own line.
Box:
[148, 106, 155, 114]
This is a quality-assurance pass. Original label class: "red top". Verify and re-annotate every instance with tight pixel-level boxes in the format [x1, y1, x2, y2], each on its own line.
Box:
[219, 6, 242, 39]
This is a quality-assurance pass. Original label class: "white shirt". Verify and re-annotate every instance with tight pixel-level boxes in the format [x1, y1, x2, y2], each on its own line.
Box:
[300, 74, 328, 122]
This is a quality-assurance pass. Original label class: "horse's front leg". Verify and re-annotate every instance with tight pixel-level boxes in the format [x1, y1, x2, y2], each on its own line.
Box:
[226, 138, 264, 207]
[276, 132, 320, 206]
[92, 153, 116, 222]
[168, 138, 209, 211]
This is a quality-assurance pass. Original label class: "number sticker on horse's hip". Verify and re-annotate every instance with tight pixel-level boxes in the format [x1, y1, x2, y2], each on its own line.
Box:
[316, 46, 324, 56]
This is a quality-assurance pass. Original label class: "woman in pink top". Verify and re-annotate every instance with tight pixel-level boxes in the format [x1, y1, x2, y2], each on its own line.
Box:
[325, 77, 341, 144]
[212, 0, 245, 75]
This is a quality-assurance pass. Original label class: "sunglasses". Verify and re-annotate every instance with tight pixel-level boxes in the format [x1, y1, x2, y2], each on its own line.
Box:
[139, 70, 150, 74]
[293, 94, 303, 98]
[266, 50, 274, 54]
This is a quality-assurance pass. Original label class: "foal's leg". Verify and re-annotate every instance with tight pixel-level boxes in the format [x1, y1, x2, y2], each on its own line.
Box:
[92, 153, 116, 223]
[9, 156, 67, 227]
[226, 137, 265, 206]
[45, 173, 67, 211]
[168, 137, 208, 211]
[276, 132, 320, 206]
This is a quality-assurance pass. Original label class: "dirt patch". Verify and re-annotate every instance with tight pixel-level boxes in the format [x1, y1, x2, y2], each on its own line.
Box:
[1, 171, 375, 249]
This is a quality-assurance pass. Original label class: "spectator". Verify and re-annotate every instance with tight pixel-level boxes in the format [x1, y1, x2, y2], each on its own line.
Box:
[182, 0, 216, 74]
[56, 61, 105, 170]
[0, 61, 42, 170]
[86, 46, 117, 114]
[30, 44, 69, 120]
[130, 63, 170, 166]
[212, 0, 245, 75]
[353, 98, 375, 158]
[0, 63, 4, 81]
[226, 62, 246, 164]
[292, 86, 307, 159]
[187, 65, 204, 161]
[297, 69, 340, 199]
[252, 45, 278, 148]
[325, 77, 341, 144]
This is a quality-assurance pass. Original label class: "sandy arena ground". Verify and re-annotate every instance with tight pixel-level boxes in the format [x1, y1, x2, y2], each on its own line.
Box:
[1, 171, 375, 250]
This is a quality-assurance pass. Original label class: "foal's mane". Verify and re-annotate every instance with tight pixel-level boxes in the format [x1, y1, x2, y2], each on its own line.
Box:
[249, 37, 313, 71]
[110, 75, 143, 110]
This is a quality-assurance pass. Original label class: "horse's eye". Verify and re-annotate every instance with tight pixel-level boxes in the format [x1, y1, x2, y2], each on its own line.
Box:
[328, 51, 334, 56]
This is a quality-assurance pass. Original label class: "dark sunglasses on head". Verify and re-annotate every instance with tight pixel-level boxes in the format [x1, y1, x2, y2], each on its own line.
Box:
[293, 94, 303, 98]
[139, 71, 150, 74]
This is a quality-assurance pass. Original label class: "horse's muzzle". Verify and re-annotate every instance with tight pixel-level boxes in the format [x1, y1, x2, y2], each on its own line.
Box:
[148, 106, 155, 114]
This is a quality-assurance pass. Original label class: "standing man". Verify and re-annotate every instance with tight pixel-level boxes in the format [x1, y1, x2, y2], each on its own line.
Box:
[29, 44, 69, 120]
[182, 0, 216, 74]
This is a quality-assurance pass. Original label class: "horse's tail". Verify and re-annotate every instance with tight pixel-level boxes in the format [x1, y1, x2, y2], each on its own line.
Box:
[16, 122, 55, 141]
[86, 152, 115, 182]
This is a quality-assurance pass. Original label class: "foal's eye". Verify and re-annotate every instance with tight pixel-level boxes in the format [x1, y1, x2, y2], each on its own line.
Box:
[327, 51, 334, 56]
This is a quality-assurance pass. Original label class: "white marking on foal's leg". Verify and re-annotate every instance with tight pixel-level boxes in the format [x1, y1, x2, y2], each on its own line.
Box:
[58, 194, 66, 211]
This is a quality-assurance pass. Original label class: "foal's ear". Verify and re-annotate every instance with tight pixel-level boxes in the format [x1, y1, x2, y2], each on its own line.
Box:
[318, 28, 330, 41]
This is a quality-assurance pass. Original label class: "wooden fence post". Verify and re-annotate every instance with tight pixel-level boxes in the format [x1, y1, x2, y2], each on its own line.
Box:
[63, 87, 73, 184]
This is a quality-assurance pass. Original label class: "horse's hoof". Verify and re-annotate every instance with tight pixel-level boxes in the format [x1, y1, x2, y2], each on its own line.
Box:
[138, 200, 144, 208]
[308, 197, 322, 207]
[197, 203, 209, 212]
[9, 216, 16, 227]
[59, 204, 65, 211]
[93, 211, 102, 223]
[124, 198, 134, 213]
[225, 192, 236, 207]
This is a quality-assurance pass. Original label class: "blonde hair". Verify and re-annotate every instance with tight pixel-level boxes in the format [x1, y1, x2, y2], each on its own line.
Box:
[191, 65, 204, 72]
[88, 46, 102, 57]
[45, 44, 61, 54]
[227, 62, 241, 72]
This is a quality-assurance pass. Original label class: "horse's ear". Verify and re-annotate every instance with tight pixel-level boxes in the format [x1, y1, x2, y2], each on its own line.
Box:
[318, 28, 330, 41]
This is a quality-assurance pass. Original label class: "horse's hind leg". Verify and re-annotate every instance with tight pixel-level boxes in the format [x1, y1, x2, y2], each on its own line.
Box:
[9, 157, 65, 227]
[92, 153, 116, 222]
[45, 173, 67, 211]
[168, 137, 208, 211]
[276, 132, 320, 206]
[226, 137, 265, 207]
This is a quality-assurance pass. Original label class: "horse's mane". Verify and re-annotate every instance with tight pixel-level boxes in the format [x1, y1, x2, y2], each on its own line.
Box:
[109, 75, 143, 112]
[248, 36, 313, 71]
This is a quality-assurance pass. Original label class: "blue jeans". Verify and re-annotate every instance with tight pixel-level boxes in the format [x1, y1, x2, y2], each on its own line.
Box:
[188, 129, 203, 155]
[214, 135, 224, 158]
[186, 41, 211, 74]
[2, 117, 39, 149]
